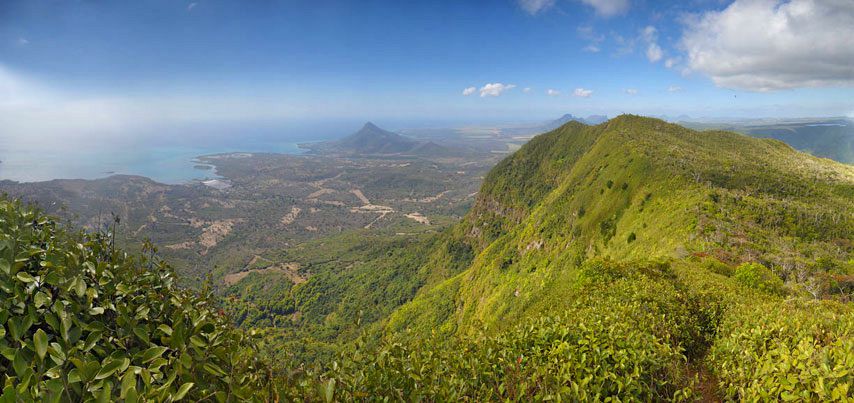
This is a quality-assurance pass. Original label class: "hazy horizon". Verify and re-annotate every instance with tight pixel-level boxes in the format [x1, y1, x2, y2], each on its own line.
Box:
[2, 1, 853, 144]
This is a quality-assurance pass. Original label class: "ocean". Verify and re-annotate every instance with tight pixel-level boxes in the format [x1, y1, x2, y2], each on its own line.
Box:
[0, 120, 357, 184]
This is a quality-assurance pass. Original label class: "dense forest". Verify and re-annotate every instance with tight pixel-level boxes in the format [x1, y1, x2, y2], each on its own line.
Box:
[2, 116, 852, 401]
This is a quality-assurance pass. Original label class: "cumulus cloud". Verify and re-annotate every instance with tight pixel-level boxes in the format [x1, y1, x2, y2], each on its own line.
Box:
[646, 43, 663, 62]
[479, 83, 516, 97]
[641, 26, 663, 63]
[681, 0, 854, 91]
[580, 0, 630, 17]
[625, 88, 638, 95]
[462, 86, 476, 96]
[573, 88, 593, 97]
[667, 85, 682, 92]
[664, 57, 679, 69]
[518, 0, 555, 14]
[546, 89, 561, 96]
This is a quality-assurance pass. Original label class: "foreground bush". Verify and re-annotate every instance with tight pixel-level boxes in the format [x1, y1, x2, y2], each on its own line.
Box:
[708, 299, 853, 401]
[0, 199, 272, 401]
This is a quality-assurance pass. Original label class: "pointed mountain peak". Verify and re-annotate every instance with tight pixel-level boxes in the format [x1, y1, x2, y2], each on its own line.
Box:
[362, 121, 382, 131]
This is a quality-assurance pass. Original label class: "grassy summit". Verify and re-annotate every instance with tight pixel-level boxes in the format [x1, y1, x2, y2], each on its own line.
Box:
[336, 115, 851, 400]
[389, 115, 852, 337]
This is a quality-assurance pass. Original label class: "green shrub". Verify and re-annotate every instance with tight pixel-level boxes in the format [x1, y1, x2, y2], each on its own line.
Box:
[279, 267, 699, 401]
[708, 299, 853, 401]
[733, 262, 785, 295]
[0, 199, 272, 401]
[701, 257, 733, 277]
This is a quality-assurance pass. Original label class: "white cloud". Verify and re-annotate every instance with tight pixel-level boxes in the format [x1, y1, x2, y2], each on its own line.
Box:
[573, 88, 593, 97]
[523, 87, 532, 93]
[462, 86, 476, 96]
[16, 37, 29, 46]
[667, 85, 682, 92]
[583, 45, 601, 53]
[580, 0, 630, 17]
[479, 83, 516, 97]
[641, 26, 656, 42]
[518, 0, 555, 15]
[646, 43, 663, 62]
[187, 2, 197, 11]
[625, 88, 638, 95]
[664, 57, 679, 69]
[680, 0, 854, 91]
[641, 26, 663, 63]
[546, 89, 561, 96]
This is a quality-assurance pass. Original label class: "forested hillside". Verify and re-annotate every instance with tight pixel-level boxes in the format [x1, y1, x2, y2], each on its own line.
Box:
[389, 115, 853, 336]
[294, 115, 852, 401]
[2, 116, 851, 401]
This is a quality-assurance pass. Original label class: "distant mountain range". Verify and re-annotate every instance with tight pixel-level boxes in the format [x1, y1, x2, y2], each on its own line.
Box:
[545, 113, 609, 129]
[301, 122, 459, 157]
[501, 113, 609, 136]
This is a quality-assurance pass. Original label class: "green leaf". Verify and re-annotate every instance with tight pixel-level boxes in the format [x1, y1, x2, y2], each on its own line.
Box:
[67, 368, 82, 384]
[0, 259, 9, 275]
[324, 379, 336, 403]
[133, 326, 149, 344]
[96, 381, 112, 403]
[95, 357, 127, 380]
[136, 346, 168, 363]
[12, 350, 28, 377]
[33, 328, 48, 360]
[120, 371, 136, 399]
[190, 335, 207, 348]
[203, 363, 227, 377]
[125, 386, 139, 403]
[173, 382, 194, 401]
[33, 292, 49, 308]
[15, 272, 34, 283]
[156, 324, 173, 336]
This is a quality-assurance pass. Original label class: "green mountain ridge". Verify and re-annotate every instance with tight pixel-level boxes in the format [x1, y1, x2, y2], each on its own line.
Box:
[388, 115, 853, 336]
[305, 115, 852, 400]
[2, 115, 852, 401]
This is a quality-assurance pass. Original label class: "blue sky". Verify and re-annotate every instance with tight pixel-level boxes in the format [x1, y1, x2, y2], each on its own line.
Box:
[1, 0, 852, 138]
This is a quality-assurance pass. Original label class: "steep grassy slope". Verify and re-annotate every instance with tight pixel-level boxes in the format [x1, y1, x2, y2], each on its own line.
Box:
[388, 115, 853, 336]
[290, 115, 854, 400]
[281, 259, 852, 401]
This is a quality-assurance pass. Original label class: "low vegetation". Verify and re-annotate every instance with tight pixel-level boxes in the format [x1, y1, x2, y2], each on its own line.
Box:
[0, 199, 271, 401]
[1, 116, 851, 400]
